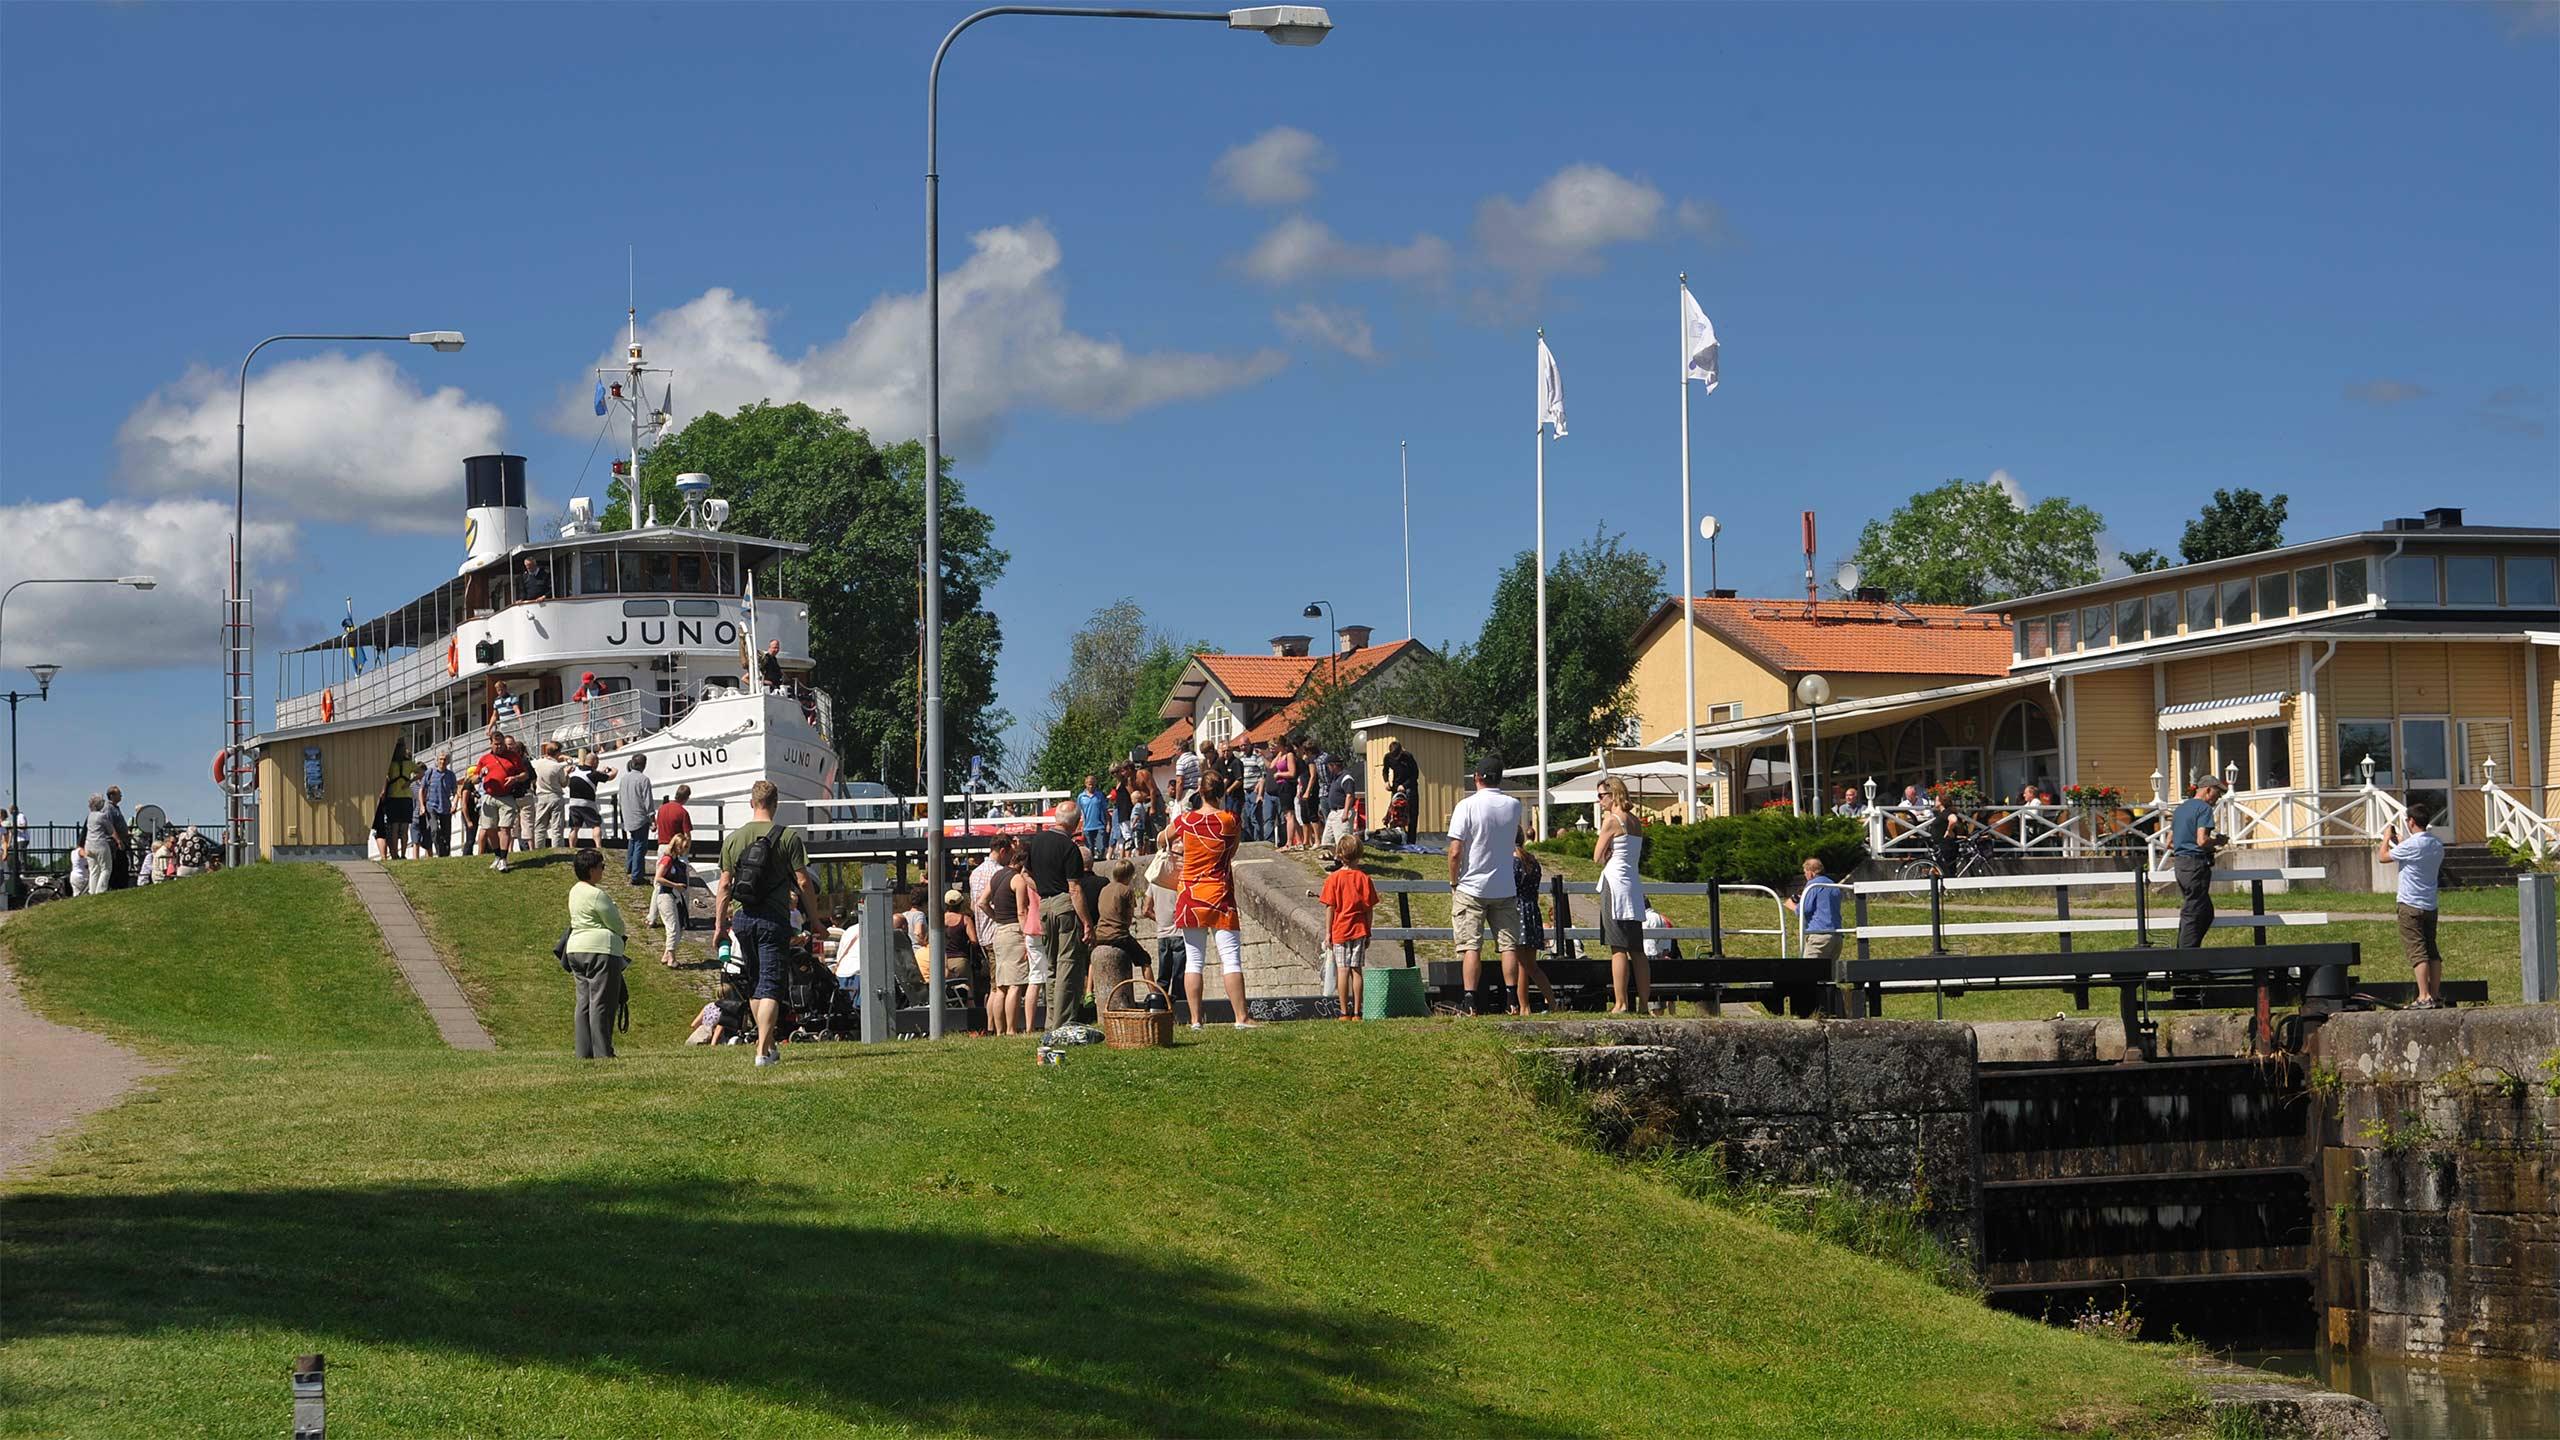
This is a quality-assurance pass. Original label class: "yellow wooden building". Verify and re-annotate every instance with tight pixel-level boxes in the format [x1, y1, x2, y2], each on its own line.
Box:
[251, 708, 436, 861]
[1353, 715, 1479, 835]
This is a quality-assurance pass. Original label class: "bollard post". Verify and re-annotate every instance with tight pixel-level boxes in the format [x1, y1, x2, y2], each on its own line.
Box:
[2523, 872, 2557, 1005]
[1928, 874, 1947, 957]
[859, 863, 893, 1043]
[2251, 878, 2268, 948]
[1706, 880, 1725, 959]
[2132, 861, 2152, 948]
[1550, 873, 1573, 962]
[1397, 891, 1416, 969]
[291, 1354, 325, 1440]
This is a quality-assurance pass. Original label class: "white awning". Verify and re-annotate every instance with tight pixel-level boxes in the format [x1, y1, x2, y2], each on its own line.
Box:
[2157, 691, 2289, 733]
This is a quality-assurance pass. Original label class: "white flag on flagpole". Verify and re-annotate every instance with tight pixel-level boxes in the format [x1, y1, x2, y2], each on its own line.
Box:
[1536, 336, 1567, 438]
[1681, 285, 1719, 393]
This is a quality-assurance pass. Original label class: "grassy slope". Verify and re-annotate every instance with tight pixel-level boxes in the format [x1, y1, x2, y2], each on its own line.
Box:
[1347, 846, 2524, 1021]
[0, 865, 2201, 1438]
[386, 855, 710, 1050]
[2, 864, 438, 1053]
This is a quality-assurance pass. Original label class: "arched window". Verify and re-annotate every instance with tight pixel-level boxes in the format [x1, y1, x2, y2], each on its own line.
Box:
[1827, 731, 1889, 803]
[1890, 716, 1952, 790]
[1991, 701, 2060, 802]
[1200, 703, 1240, 747]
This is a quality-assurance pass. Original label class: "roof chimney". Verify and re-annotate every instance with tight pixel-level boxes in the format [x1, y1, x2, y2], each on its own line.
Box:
[1268, 634, 1312, 658]
[1335, 624, 1373, 654]
[2422, 506, 2464, 530]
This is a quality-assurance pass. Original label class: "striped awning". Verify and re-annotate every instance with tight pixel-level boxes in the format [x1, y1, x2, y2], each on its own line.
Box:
[2157, 691, 2289, 733]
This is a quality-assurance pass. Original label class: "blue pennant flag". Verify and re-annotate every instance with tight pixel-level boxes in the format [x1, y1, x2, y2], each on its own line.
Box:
[593, 379, 608, 416]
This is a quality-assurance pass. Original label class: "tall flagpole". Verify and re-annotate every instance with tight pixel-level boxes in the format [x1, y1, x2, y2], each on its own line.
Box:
[1534, 329, 1550, 842]
[1400, 439, 1413, 639]
[1678, 275, 1699, 822]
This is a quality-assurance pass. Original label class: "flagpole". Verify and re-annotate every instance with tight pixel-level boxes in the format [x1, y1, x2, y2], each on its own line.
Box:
[1535, 330, 1550, 843]
[1679, 277, 1699, 822]
[1400, 439, 1413, 640]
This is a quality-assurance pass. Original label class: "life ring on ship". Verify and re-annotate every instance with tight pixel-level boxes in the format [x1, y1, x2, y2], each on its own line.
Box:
[320, 690, 335, 724]
[447, 638, 459, 676]
[212, 747, 257, 791]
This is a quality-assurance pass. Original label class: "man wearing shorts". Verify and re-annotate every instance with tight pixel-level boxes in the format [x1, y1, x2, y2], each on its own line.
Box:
[1445, 758, 1526, 1015]
[2378, 801, 2449, 1010]
[712, 780, 830, 1067]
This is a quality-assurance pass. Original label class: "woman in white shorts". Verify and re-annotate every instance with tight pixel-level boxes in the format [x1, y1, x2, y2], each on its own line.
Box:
[1164, 773, 1253, 1030]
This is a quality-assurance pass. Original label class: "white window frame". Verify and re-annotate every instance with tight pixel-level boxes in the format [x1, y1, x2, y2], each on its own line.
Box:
[2335, 717, 2395, 789]
[1199, 702, 1240, 747]
[2459, 717, 2513, 788]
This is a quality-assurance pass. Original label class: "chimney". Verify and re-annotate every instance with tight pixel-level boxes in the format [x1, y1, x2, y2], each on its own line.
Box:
[1268, 634, 1312, 658]
[1335, 624, 1373, 654]
[2422, 506, 2465, 530]
[1801, 510, 1819, 606]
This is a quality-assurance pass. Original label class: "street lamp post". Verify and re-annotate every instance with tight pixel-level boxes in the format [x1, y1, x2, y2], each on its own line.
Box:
[5, 664, 61, 909]
[228, 331, 464, 867]
[920, 3, 1333, 1039]
[1301, 600, 1335, 686]
[1795, 673, 1831, 814]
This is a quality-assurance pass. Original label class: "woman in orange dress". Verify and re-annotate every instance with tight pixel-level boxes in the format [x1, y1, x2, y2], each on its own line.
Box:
[1163, 772, 1255, 1030]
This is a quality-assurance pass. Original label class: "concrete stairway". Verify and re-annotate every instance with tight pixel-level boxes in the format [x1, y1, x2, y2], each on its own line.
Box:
[330, 861, 495, 1051]
[2437, 843, 2526, 890]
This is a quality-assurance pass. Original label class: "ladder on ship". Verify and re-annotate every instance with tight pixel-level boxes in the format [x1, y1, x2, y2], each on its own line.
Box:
[222, 567, 255, 867]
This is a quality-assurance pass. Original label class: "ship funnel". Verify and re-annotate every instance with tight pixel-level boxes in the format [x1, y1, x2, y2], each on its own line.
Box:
[462, 454, 530, 568]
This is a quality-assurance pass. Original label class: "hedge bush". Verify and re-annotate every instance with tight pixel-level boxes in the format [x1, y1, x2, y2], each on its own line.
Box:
[1529, 811, 1868, 892]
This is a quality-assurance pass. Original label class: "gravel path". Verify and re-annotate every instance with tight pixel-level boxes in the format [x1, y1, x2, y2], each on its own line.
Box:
[0, 912, 160, 1180]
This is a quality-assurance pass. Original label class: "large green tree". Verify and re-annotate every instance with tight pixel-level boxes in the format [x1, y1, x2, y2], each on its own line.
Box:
[1850, 479, 2104, 606]
[1024, 603, 1202, 790]
[1461, 529, 1665, 769]
[605, 402, 1009, 788]
[2179, 488, 2288, 564]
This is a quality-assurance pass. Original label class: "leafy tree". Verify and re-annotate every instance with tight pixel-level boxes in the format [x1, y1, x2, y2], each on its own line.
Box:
[1849, 479, 2104, 606]
[2117, 547, 2176, 573]
[1462, 529, 1665, 769]
[606, 402, 1009, 789]
[2179, 488, 2288, 564]
[1024, 604, 1202, 790]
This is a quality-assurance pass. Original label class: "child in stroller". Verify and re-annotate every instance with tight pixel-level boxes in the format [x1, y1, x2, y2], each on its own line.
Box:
[714, 928, 859, 1046]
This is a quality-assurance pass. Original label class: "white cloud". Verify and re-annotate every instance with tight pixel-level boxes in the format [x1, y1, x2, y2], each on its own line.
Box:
[557, 221, 1288, 458]
[2344, 379, 2430, 406]
[1273, 302, 1379, 363]
[1675, 198, 1732, 243]
[1236, 216, 1454, 287]
[1214, 126, 1331, 206]
[0, 498, 297, 671]
[115, 352, 505, 534]
[1987, 467, 2027, 505]
[1476, 164, 1667, 283]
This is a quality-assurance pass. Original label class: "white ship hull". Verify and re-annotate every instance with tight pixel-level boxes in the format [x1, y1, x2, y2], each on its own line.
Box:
[605, 690, 839, 822]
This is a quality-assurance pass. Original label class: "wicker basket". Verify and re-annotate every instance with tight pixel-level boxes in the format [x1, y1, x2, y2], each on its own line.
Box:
[1101, 976, 1177, 1050]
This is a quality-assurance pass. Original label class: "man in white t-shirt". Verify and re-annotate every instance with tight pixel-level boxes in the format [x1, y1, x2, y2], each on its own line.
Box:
[2378, 801, 2449, 1010]
[1445, 759, 1526, 1015]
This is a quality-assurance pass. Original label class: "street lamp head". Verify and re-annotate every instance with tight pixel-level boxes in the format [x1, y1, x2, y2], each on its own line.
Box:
[118, 575, 157, 591]
[1795, 673, 1831, 708]
[1229, 5, 1332, 45]
[27, 663, 59, 698]
[408, 331, 468, 353]
[1301, 602, 1325, 619]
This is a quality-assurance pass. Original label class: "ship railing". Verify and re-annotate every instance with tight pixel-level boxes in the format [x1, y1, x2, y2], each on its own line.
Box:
[444, 690, 655, 771]
[275, 643, 449, 728]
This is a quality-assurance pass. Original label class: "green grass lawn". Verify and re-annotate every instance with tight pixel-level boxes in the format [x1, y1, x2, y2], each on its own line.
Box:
[0, 865, 2206, 1438]
[387, 855, 712, 1050]
[2, 864, 439, 1053]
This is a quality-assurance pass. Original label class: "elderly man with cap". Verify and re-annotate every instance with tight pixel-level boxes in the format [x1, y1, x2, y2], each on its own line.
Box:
[2169, 774, 2227, 948]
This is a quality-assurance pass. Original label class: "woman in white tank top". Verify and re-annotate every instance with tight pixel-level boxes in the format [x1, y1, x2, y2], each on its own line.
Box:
[1590, 777, 1652, 1013]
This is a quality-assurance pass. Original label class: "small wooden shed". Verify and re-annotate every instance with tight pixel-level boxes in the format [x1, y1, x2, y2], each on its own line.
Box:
[1352, 714, 1479, 837]
[251, 708, 436, 861]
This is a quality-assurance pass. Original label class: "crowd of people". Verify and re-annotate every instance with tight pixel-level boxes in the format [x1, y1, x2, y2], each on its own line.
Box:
[0, 793, 222, 909]
[375, 729, 694, 882]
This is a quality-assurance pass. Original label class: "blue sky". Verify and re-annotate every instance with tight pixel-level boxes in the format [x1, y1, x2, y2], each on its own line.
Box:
[3, 0, 2554, 827]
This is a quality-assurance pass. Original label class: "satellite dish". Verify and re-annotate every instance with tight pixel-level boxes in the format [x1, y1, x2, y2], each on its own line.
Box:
[1699, 515, 1721, 541]
[1835, 561, 1864, 595]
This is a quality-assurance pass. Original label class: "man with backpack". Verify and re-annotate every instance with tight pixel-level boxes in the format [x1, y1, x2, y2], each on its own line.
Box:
[711, 780, 830, 1068]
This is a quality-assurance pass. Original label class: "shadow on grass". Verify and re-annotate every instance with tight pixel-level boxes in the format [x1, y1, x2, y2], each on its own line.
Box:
[5, 1174, 1547, 1436]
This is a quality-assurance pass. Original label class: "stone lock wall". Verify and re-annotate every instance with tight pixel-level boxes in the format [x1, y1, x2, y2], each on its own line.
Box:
[2307, 1006, 2560, 1365]
[1513, 1019, 1982, 1253]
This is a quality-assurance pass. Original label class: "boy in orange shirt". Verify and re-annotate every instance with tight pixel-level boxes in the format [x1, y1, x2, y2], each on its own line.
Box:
[1317, 835, 1377, 1021]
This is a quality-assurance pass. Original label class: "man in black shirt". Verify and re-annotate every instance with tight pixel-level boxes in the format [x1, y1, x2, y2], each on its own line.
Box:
[1021, 803, 1095, 1027]
[1381, 739, 1420, 799]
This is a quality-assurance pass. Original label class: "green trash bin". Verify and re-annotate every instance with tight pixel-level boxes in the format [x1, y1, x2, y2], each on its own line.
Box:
[1363, 965, 1429, 1020]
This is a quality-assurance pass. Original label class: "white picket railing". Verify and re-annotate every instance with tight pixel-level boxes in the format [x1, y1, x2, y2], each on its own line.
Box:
[2483, 781, 2559, 861]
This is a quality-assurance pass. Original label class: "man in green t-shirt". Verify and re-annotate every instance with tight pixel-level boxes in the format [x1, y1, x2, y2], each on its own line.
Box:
[712, 780, 829, 1067]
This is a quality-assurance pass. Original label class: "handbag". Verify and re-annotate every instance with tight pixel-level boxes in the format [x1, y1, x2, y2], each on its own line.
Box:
[554, 925, 574, 972]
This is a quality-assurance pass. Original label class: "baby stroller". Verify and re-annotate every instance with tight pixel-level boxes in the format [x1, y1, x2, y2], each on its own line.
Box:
[716, 932, 860, 1046]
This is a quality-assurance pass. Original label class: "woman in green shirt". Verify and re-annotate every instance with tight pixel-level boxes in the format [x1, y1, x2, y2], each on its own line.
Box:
[565, 847, 628, 1058]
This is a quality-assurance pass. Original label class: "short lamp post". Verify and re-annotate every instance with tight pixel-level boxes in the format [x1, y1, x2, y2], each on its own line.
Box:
[1795, 673, 1831, 813]
[5, 663, 62, 908]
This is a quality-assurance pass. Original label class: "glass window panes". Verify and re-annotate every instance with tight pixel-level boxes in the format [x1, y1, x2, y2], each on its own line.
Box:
[2507, 555, 2558, 607]
[2444, 556, 2496, 606]
[2177, 736, 2212, 789]
[2383, 553, 2438, 604]
[2255, 725, 2291, 789]
[2256, 572, 2290, 620]
[576, 550, 617, 596]
[2185, 585, 2217, 631]
[620, 599, 670, 617]
[2461, 720, 2512, 785]
[671, 599, 722, 618]
[2149, 592, 2177, 638]
[2025, 618, 2050, 658]
[2295, 564, 2328, 613]
[2221, 577, 2253, 624]
[2014, 621, 2030, 659]
[2332, 557, 2369, 605]
[2336, 720, 2394, 787]
[2115, 597, 2145, 642]
[2051, 610, 2075, 652]
[2082, 604, 2112, 647]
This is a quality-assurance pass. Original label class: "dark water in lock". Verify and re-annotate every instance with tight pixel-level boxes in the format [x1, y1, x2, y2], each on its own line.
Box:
[2229, 1348, 2560, 1439]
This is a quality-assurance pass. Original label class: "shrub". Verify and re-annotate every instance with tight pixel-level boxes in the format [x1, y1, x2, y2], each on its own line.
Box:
[1645, 811, 1868, 890]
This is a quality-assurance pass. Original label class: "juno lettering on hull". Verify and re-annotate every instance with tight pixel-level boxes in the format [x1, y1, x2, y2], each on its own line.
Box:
[601, 619, 743, 648]
[667, 747, 731, 773]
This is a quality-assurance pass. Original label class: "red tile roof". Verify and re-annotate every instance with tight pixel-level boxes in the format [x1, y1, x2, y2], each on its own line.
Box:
[1196, 641, 1419, 705]
[1677, 597, 2013, 677]
[1144, 717, 1194, 764]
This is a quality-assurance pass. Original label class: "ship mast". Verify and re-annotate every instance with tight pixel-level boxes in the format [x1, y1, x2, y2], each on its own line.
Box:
[597, 255, 672, 531]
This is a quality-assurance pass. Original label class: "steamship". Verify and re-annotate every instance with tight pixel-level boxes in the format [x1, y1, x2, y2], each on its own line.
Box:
[266, 447, 840, 825]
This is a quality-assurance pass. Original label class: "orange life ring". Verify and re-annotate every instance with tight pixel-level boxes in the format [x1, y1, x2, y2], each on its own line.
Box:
[447, 637, 459, 676]
[320, 689, 335, 724]
[213, 747, 230, 787]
